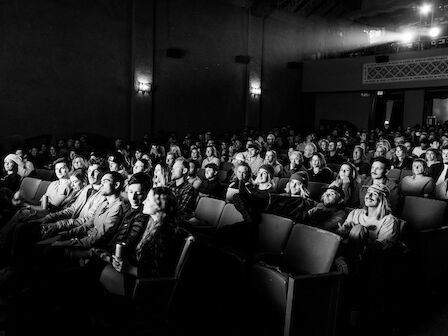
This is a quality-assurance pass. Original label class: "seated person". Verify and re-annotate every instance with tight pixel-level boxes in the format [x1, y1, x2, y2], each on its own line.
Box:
[169, 157, 197, 220]
[329, 162, 361, 208]
[326, 140, 345, 164]
[359, 157, 400, 214]
[1, 154, 22, 193]
[263, 150, 284, 177]
[283, 150, 307, 178]
[338, 184, 399, 253]
[390, 145, 412, 170]
[305, 185, 347, 232]
[152, 163, 170, 188]
[99, 187, 186, 296]
[265, 172, 314, 223]
[399, 158, 434, 197]
[351, 145, 370, 176]
[187, 159, 202, 190]
[198, 163, 225, 199]
[226, 162, 253, 203]
[307, 153, 335, 184]
[49, 171, 125, 248]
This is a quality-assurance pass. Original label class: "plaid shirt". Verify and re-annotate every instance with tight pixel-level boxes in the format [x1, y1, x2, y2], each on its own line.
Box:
[169, 180, 197, 219]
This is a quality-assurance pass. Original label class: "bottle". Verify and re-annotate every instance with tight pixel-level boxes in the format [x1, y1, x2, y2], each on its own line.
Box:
[115, 242, 126, 259]
[41, 195, 48, 210]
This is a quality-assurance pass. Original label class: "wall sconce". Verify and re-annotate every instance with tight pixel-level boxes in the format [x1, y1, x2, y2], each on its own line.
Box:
[250, 86, 261, 97]
[137, 81, 152, 95]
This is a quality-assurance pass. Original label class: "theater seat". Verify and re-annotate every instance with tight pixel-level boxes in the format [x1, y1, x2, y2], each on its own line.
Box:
[400, 196, 446, 230]
[35, 180, 51, 202]
[252, 224, 342, 334]
[386, 168, 401, 182]
[399, 169, 413, 181]
[217, 203, 244, 229]
[19, 177, 43, 205]
[275, 178, 289, 194]
[132, 232, 195, 317]
[399, 196, 448, 292]
[188, 197, 226, 229]
[35, 168, 56, 181]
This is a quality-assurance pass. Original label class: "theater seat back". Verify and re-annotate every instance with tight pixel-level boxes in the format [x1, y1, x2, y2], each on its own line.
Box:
[35, 180, 52, 202]
[284, 224, 341, 275]
[19, 177, 42, 203]
[194, 197, 226, 226]
[217, 203, 244, 228]
[258, 213, 293, 253]
[400, 196, 447, 230]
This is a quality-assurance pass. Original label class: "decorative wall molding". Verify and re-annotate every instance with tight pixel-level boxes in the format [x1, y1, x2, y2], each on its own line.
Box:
[363, 56, 448, 84]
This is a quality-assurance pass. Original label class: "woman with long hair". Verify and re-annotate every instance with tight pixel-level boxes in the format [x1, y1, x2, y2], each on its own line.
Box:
[307, 152, 335, 184]
[152, 163, 170, 188]
[99, 187, 185, 296]
[201, 145, 220, 169]
[329, 162, 361, 208]
[390, 144, 411, 170]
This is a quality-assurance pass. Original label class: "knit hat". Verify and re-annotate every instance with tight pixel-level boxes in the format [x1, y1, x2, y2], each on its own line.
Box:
[4, 154, 22, 167]
[367, 183, 390, 198]
[290, 171, 309, 187]
[323, 185, 345, 199]
[258, 164, 275, 179]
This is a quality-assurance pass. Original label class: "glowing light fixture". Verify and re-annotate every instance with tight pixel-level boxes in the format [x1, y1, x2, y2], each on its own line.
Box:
[250, 86, 261, 97]
[419, 3, 432, 15]
[400, 30, 416, 43]
[429, 26, 441, 38]
[137, 81, 152, 95]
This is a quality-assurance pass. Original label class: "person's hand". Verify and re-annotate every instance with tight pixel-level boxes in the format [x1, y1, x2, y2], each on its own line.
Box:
[112, 255, 128, 273]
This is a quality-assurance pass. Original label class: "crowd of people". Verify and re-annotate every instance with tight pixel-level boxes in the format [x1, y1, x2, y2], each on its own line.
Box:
[1, 123, 448, 333]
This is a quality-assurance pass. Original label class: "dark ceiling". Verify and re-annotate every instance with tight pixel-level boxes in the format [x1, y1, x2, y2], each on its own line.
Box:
[251, 0, 448, 30]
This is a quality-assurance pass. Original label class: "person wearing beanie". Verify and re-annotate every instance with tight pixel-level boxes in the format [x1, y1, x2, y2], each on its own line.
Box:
[198, 163, 225, 199]
[1, 154, 22, 193]
[306, 185, 347, 233]
[265, 171, 314, 223]
[254, 164, 275, 194]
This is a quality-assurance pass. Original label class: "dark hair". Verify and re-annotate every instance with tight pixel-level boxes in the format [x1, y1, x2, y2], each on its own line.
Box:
[128, 172, 152, 193]
[135, 158, 150, 170]
[372, 156, 391, 171]
[105, 171, 125, 193]
[152, 186, 178, 226]
[53, 157, 68, 166]
[188, 159, 200, 170]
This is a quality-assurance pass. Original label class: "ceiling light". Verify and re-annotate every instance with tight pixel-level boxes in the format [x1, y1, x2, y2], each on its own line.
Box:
[419, 4, 432, 15]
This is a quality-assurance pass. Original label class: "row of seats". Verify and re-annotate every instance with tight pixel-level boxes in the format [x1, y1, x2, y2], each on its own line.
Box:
[188, 196, 343, 335]
[19, 177, 52, 206]
[386, 168, 413, 182]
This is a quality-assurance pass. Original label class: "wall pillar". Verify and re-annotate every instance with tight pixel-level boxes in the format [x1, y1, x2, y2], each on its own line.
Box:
[404, 89, 425, 127]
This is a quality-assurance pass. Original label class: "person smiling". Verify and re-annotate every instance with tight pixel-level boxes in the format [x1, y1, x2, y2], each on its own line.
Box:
[359, 157, 400, 214]
[338, 183, 399, 250]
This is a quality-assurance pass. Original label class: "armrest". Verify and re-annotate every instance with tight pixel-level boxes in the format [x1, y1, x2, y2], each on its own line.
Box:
[420, 226, 448, 234]
[289, 271, 344, 282]
[253, 252, 283, 265]
[132, 277, 177, 301]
